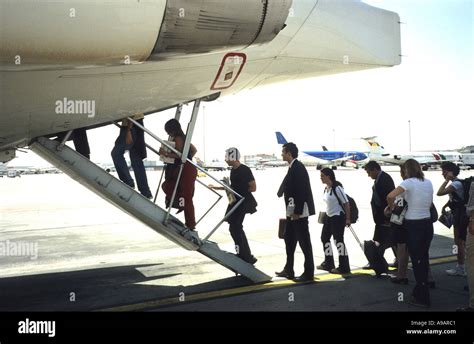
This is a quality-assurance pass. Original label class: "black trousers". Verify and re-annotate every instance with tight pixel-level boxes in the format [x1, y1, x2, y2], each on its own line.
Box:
[405, 219, 433, 305]
[284, 217, 314, 276]
[228, 208, 253, 262]
[56, 129, 90, 159]
[321, 213, 350, 271]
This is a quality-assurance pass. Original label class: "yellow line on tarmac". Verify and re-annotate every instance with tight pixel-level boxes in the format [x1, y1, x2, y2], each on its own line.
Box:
[428, 255, 457, 266]
[97, 255, 457, 312]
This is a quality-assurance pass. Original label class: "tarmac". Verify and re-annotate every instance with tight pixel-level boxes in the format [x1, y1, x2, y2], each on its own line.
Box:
[0, 166, 472, 312]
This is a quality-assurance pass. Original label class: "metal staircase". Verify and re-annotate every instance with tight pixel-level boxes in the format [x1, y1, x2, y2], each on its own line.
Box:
[30, 133, 271, 283]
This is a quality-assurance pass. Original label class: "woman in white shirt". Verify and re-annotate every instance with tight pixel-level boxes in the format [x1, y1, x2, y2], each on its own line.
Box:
[317, 168, 351, 274]
[387, 159, 434, 308]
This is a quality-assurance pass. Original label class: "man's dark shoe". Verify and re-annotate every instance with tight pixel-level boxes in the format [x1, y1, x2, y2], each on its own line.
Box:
[316, 261, 335, 272]
[294, 274, 314, 283]
[275, 269, 295, 280]
[247, 256, 258, 265]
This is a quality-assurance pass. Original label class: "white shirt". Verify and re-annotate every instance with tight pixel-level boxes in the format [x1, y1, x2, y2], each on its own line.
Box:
[323, 185, 349, 217]
[399, 178, 433, 220]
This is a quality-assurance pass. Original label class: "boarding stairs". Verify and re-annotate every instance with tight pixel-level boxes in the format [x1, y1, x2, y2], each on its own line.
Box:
[30, 101, 271, 283]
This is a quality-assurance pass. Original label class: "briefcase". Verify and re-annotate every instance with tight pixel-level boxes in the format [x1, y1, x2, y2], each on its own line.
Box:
[278, 218, 287, 239]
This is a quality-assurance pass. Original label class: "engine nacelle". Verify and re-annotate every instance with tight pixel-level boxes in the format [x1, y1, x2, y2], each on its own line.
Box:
[150, 0, 293, 57]
[0, 0, 292, 65]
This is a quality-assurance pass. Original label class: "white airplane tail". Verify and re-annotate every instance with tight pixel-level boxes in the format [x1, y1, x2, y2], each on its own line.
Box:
[362, 137, 385, 159]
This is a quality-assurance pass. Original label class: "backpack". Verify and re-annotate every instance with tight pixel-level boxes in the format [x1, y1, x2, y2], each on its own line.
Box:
[332, 186, 359, 223]
[451, 176, 474, 207]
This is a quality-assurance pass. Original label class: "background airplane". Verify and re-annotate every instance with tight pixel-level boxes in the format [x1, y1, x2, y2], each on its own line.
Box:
[434, 151, 463, 166]
[195, 157, 228, 172]
[362, 137, 461, 170]
[276, 132, 368, 169]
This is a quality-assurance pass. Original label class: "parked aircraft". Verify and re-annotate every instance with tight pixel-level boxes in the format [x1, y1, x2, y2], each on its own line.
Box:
[276, 132, 368, 169]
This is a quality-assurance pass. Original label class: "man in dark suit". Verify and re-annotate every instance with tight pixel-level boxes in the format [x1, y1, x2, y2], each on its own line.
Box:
[364, 161, 396, 267]
[276, 142, 315, 282]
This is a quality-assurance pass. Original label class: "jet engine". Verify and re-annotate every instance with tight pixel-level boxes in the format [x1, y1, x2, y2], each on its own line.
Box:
[150, 0, 293, 57]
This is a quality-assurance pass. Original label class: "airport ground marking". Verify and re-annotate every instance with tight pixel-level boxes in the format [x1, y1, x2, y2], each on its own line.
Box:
[97, 255, 457, 312]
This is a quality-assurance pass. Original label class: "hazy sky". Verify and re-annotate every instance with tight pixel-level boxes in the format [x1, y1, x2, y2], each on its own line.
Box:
[10, 0, 473, 167]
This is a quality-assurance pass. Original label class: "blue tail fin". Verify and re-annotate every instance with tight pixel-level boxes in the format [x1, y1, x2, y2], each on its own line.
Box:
[275, 132, 288, 145]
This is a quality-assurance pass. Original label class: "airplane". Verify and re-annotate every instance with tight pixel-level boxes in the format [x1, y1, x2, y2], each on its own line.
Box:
[0, 0, 401, 159]
[434, 151, 464, 166]
[276, 132, 369, 169]
[0, 1, 401, 279]
[195, 157, 229, 172]
[362, 137, 447, 170]
[258, 159, 288, 168]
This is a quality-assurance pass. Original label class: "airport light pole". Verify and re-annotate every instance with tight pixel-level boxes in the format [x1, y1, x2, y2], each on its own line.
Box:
[408, 120, 412, 152]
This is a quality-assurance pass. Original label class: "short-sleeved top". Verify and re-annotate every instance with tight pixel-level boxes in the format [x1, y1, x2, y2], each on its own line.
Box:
[449, 179, 464, 201]
[323, 185, 349, 217]
[399, 178, 433, 220]
[230, 164, 257, 214]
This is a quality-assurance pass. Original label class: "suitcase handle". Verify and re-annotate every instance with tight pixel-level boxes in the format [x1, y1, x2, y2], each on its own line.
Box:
[348, 225, 364, 251]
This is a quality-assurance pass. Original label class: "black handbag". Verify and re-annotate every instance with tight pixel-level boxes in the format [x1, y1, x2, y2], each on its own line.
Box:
[438, 210, 454, 228]
[430, 204, 438, 223]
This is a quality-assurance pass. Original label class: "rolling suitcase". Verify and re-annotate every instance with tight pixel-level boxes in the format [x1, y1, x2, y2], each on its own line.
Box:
[348, 226, 388, 276]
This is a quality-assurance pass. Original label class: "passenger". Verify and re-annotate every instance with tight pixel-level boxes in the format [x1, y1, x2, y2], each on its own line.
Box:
[317, 167, 351, 274]
[111, 114, 152, 199]
[387, 166, 409, 284]
[386, 165, 436, 287]
[210, 148, 257, 264]
[55, 128, 90, 159]
[437, 162, 468, 277]
[160, 119, 197, 231]
[387, 159, 434, 308]
[275, 142, 315, 282]
[458, 179, 474, 311]
[363, 161, 397, 269]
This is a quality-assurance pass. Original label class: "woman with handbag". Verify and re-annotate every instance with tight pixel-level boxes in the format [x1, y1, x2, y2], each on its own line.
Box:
[387, 159, 434, 308]
[317, 168, 351, 274]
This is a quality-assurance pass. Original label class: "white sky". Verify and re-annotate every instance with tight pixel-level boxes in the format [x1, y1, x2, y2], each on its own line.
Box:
[10, 0, 473, 167]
